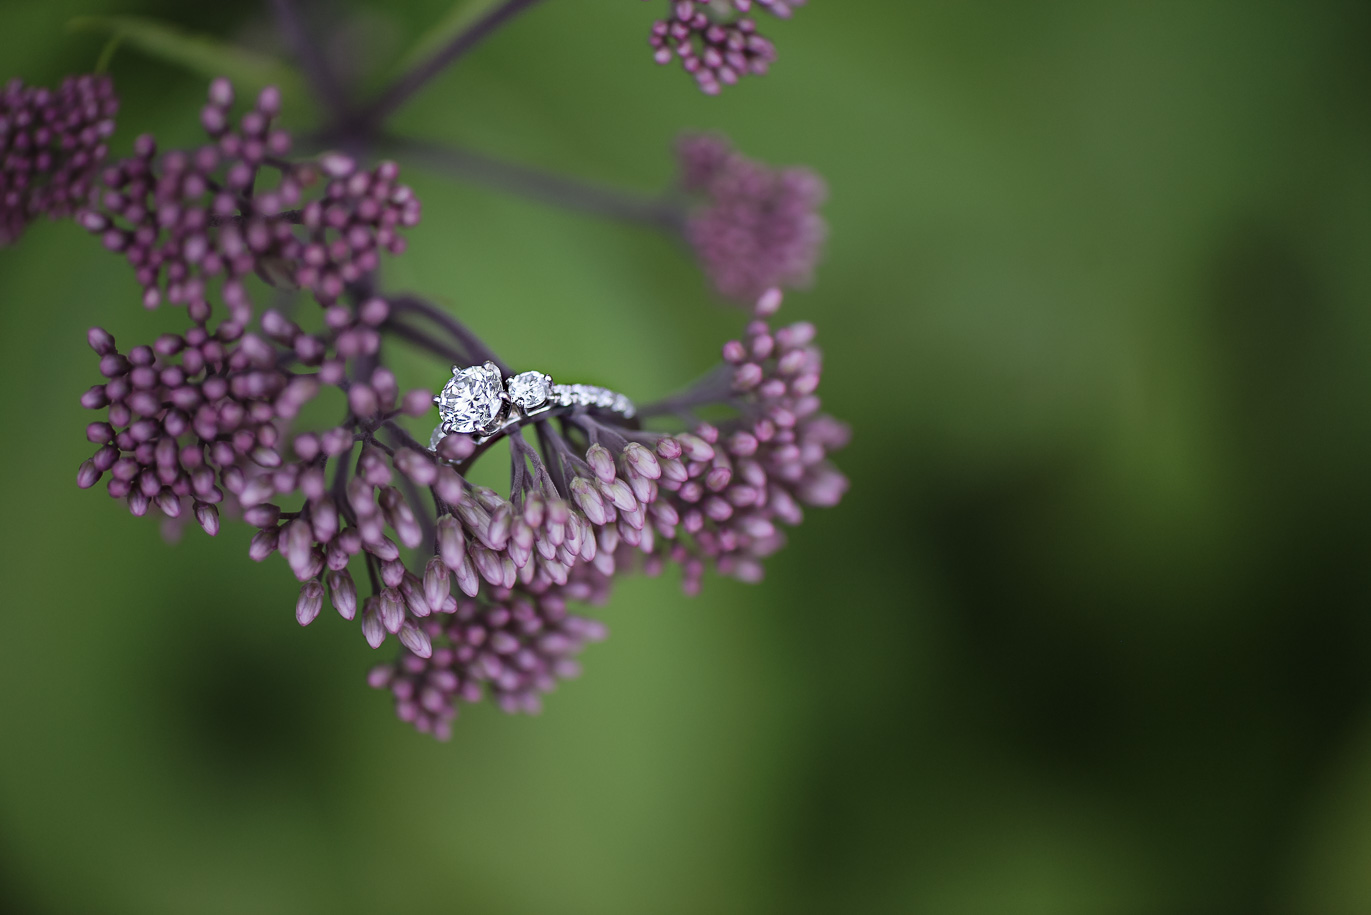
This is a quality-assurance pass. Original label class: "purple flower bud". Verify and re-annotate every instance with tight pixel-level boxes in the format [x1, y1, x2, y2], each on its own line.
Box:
[76, 460, 101, 489]
[676, 432, 715, 462]
[454, 554, 480, 597]
[88, 327, 116, 355]
[249, 528, 279, 561]
[296, 580, 324, 626]
[486, 503, 512, 551]
[282, 518, 314, 578]
[585, 444, 616, 483]
[621, 442, 661, 480]
[362, 599, 386, 648]
[401, 388, 433, 416]
[437, 433, 476, 462]
[348, 383, 378, 418]
[194, 501, 220, 536]
[570, 476, 608, 526]
[424, 556, 451, 609]
[394, 448, 437, 486]
[319, 152, 355, 178]
[755, 287, 784, 317]
[705, 466, 733, 491]
[471, 544, 504, 586]
[436, 515, 466, 571]
[398, 620, 433, 659]
[599, 478, 638, 512]
[379, 588, 405, 633]
[400, 576, 432, 618]
[242, 504, 280, 528]
[327, 569, 357, 620]
[799, 466, 848, 507]
[153, 490, 180, 518]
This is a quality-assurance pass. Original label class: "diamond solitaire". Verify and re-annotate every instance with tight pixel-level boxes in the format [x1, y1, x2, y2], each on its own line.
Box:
[435, 362, 504, 434]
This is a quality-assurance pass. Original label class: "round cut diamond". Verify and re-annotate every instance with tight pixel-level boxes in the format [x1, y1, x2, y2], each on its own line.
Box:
[507, 371, 552, 411]
[437, 364, 504, 433]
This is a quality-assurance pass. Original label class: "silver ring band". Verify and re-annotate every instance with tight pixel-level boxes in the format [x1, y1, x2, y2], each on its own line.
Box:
[429, 362, 635, 453]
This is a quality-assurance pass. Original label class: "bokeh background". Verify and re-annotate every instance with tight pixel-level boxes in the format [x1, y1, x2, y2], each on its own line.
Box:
[2, 0, 1370, 912]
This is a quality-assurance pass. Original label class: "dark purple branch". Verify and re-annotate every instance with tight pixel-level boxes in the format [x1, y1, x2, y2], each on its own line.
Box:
[508, 429, 532, 496]
[637, 363, 735, 417]
[388, 433, 437, 555]
[382, 420, 428, 454]
[391, 136, 687, 232]
[381, 317, 474, 366]
[269, 0, 350, 120]
[389, 295, 509, 373]
[353, 0, 549, 131]
[532, 423, 570, 498]
[331, 440, 355, 513]
[566, 413, 633, 452]
[206, 209, 304, 228]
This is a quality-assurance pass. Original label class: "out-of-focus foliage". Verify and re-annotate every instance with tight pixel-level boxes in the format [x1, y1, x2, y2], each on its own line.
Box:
[1, 1, 1369, 913]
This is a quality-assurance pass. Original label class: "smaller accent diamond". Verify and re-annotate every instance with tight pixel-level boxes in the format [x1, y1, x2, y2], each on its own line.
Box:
[507, 372, 552, 411]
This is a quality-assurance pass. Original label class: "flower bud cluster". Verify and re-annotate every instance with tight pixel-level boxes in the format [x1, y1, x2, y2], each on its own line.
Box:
[677, 133, 826, 304]
[57, 76, 844, 740]
[1, 74, 117, 245]
[80, 78, 419, 328]
[368, 577, 611, 739]
[660, 289, 848, 591]
[646, 0, 804, 94]
[76, 323, 307, 530]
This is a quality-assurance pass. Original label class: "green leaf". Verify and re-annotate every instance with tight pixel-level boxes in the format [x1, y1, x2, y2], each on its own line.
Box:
[69, 15, 307, 102]
[388, 0, 505, 76]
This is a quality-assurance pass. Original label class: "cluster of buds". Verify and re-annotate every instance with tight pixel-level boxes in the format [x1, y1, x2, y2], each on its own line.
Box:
[677, 133, 827, 304]
[79, 78, 420, 326]
[0, 74, 117, 245]
[18, 62, 845, 738]
[646, 0, 805, 95]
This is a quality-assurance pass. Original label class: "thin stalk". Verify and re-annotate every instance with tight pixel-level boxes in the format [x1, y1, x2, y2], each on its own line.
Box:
[389, 295, 509, 373]
[206, 209, 304, 228]
[382, 420, 429, 454]
[534, 422, 571, 498]
[637, 363, 736, 417]
[392, 137, 687, 232]
[382, 318, 474, 366]
[353, 0, 549, 131]
[269, 0, 350, 120]
[391, 454, 437, 557]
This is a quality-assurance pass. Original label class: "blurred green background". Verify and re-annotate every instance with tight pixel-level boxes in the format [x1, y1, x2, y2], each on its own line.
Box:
[2, 0, 1370, 912]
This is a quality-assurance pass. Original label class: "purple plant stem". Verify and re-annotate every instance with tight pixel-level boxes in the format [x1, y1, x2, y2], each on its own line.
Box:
[352, 0, 550, 131]
[637, 363, 736, 417]
[389, 295, 509, 373]
[388, 435, 437, 553]
[392, 137, 687, 231]
[535, 422, 576, 495]
[381, 318, 475, 367]
[270, 0, 350, 119]
[205, 209, 305, 228]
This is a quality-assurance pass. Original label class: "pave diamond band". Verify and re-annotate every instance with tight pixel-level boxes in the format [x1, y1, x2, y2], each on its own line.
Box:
[430, 362, 635, 453]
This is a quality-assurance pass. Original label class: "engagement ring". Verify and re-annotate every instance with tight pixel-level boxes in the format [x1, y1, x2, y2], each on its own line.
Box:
[429, 362, 635, 452]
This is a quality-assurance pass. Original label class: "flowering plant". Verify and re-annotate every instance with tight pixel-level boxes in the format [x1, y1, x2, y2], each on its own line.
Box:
[3, 0, 845, 739]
